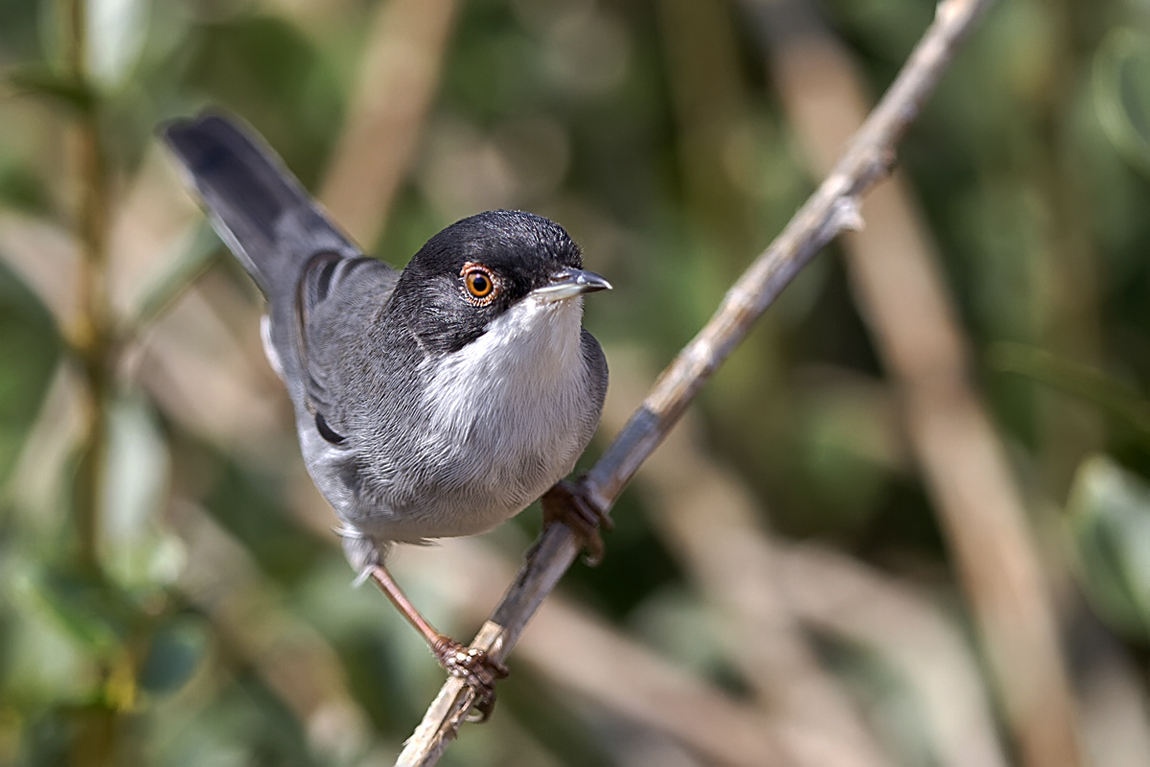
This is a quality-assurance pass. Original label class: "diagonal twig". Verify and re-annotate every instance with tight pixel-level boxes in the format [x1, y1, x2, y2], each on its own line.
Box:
[745, 2, 1087, 765]
[396, 1, 997, 764]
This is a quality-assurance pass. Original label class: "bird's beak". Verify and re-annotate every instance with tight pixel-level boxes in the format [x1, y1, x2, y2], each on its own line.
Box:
[532, 268, 612, 303]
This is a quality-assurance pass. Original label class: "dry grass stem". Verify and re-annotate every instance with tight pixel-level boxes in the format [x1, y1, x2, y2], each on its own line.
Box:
[601, 350, 891, 767]
[396, 2, 997, 764]
[745, 1, 1086, 764]
[776, 545, 1008, 767]
[319, 0, 458, 246]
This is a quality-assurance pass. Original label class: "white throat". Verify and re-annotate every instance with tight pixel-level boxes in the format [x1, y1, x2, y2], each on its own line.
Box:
[428, 293, 586, 414]
[420, 293, 590, 500]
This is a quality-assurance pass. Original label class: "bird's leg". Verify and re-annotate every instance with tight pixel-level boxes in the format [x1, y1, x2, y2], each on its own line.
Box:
[541, 477, 614, 566]
[368, 564, 509, 721]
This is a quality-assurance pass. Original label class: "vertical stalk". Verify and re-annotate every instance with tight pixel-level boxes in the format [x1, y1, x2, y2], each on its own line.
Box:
[64, 0, 111, 574]
[62, 1, 127, 762]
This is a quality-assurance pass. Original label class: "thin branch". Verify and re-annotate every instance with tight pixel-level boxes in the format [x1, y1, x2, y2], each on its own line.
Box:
[390, 539, 788, 767]
[396, 1, 996, 763]
[61, 1, 125, 763]
[745, 2, 1087, 765]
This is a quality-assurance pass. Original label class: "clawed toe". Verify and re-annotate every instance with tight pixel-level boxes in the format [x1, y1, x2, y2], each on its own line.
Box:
[541, 478, 613, 565]
[433, 638, 510, 722]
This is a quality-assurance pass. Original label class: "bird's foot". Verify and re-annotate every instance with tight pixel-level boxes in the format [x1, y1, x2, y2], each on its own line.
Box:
[541, 478, 613, 566]
[431, 637, 510, 722]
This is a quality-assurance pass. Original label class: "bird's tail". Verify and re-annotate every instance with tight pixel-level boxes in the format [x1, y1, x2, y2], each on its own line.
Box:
[163, 113, 359, 301]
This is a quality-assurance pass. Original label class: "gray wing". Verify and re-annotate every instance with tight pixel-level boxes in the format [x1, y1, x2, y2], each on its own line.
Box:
[580, 327, 609, 430]
[295, 252, 399, 439]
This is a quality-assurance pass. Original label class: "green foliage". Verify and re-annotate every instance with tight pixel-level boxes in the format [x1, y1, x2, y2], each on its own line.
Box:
[1068, 455, 1150, 641]
[0, 260, 59, 489]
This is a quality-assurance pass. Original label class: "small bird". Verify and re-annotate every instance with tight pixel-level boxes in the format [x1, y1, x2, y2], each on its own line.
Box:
[163, 113, 611, 716]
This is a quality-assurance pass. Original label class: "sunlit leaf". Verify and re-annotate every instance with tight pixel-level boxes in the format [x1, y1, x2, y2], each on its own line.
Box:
[102, 396, 167, 543]
[1067, 454, 1150, 641]
[1, 556, 89, 703]
[1094, 27, 1150, 177]
[101, 394, 183, 590]
[87, 0, 150, 88]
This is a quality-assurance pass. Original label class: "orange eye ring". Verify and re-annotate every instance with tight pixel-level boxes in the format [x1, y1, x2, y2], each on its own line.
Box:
[461, 263, 498, 304]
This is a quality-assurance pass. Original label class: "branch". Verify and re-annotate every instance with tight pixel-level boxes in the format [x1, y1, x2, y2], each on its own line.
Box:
[396, 1, 997, 763]
[746, 2, 1087, 765]
[390, 539, 788, 766]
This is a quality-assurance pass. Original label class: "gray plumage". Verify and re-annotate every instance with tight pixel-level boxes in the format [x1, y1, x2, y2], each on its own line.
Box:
[164, 113, 608, 572]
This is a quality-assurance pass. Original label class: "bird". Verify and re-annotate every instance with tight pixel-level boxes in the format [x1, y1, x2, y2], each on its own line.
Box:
[163, 112, 611, 717]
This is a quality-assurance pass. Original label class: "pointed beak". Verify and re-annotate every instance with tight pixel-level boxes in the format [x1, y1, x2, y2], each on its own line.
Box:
[532, 268, 612, 303]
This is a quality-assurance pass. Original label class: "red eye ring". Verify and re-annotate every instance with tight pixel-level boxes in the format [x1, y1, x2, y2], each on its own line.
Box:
[461, 263, 498, 304]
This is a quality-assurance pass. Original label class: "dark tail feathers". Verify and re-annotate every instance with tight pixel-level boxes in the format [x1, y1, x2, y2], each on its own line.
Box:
[163, 113, 359, 300]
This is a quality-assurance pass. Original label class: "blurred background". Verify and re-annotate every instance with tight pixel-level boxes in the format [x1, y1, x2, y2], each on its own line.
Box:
[2, 0, 1150, 764]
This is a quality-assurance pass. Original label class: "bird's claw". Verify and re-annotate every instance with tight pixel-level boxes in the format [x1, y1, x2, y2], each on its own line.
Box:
[432, 638, 510, 722]
[541, 478, 613, 566]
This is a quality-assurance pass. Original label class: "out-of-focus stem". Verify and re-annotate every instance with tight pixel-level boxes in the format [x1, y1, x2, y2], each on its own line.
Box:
[65, 0, 111, 577]
[63, 6, 124, 764]
[601, 350, 892, 767]
[319, 0, 458, 248]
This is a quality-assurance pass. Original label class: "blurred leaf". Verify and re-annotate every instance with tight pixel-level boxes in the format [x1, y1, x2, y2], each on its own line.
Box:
[1, 555, 89, 705]
[101, 394, 184, 590]
[180, 14, 343, 187]
[797, 381, 903, 530]
[0, 258, 60, 490]
[203, 457, 327, 586]
[102, 395, 168, 543]
[138, 617, 206, 695]
[629, 587, 727, 674]
[1067, 454, 1150, 641]
[127, 222, 220, 334]
[0, 0, 39, 60]
[989, 342, 1150, 445]
[87, 0, 150, 88]
[1094, 27, 1150, 177]
[5, 66, 96, 113]
[0, 161, 51, 214]
[22, 568, 139, 655]
[823, 0, 934, 62]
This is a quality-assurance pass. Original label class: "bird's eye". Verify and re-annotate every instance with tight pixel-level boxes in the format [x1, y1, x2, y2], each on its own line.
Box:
[461, 263, 498, 304]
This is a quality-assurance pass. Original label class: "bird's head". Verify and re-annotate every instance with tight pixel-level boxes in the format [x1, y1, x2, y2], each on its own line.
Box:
[392, 210, 610, 354]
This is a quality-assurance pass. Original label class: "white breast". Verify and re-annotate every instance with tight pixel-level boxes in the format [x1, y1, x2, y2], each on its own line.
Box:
[413, 294, 593, 537]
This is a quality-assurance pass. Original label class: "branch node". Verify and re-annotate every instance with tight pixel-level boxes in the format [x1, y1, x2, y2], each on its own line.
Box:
[830, 196, 865, 234]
